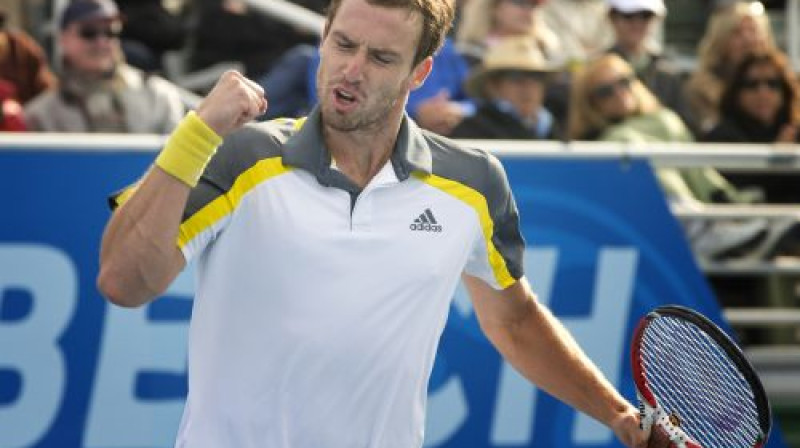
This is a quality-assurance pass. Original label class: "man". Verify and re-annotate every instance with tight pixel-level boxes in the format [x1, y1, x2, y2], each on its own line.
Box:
[24, 0, 184, 133]
[452, 36, 560, 139]
[97, 0, 664, 446]
[605, 0, 690, 125]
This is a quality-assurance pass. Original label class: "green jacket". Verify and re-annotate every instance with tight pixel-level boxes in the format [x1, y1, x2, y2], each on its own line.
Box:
[601, 108, 750, 204]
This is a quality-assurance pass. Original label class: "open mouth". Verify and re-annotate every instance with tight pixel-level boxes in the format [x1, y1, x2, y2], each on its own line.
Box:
[334, 88, 357, 104]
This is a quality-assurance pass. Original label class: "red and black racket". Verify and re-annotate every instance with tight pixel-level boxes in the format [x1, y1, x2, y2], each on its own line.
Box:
[631, 305, 771, 448]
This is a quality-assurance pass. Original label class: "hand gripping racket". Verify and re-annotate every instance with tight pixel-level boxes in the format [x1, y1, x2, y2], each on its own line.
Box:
[630, 305, 771, 448]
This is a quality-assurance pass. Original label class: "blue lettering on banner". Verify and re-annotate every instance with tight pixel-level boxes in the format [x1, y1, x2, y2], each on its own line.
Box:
[0, 150, 787, 448]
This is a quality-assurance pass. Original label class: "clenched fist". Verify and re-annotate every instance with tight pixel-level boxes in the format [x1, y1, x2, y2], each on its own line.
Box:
[195, 70, 269, 137]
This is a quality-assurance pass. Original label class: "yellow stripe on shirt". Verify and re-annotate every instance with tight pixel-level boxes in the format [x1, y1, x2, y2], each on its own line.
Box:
[413, 172, 515, 288]
[178, 157, 292, 248]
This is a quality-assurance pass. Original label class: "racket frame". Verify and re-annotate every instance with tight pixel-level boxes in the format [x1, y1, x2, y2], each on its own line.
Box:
[630, 305, 771, 448]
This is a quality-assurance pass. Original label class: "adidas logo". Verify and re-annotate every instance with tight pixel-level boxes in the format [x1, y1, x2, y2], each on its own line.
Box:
[409, 208, 443, 232]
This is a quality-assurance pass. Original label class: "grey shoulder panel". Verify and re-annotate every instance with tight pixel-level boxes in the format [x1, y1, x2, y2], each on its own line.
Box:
[182, 119, 295, 220]
[423, 131, 525, 281]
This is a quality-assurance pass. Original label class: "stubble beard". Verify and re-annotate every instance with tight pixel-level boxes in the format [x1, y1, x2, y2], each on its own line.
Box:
[319, 78, 403, 133]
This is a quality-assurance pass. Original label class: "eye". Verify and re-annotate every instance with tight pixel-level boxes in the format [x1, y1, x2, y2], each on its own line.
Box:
[335, 38, 356, 51]
[371, 52, 395, 65]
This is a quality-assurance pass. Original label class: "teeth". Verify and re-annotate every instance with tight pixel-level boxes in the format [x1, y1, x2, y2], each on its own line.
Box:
[336, 89, 354, 100]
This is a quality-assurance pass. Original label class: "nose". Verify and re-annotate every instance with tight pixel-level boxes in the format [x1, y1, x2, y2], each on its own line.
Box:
[342, 50, 367, 83]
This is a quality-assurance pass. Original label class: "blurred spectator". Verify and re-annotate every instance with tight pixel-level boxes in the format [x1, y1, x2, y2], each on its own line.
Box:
[605, 0, 690, 125]
[0, 79, 26, 131]
[538, 0, 614, 67]
[704, 48, 800, 203]
[455, 0, 571, 125]
[188, 0, 319, 79]
[684, 1, 777, 134]
[704, 49, 800, 144]
[258, 43, 318, 120]
[116, 0, 188, 73]
[0, 6, 57, 104]
[451, 36, 560, 139]
[569, 53, 800, 261]
[24, 0, 184, 133]
[567, 53, 690, 142]
[404, 37, 474, 135]
[455, 0, 561, 67]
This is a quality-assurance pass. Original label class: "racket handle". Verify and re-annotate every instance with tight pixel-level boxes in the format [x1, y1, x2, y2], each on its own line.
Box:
[636, 390, 656, 431]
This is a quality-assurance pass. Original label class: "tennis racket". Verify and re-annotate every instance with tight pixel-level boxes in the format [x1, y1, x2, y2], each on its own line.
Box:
[630, 305, 771, 448]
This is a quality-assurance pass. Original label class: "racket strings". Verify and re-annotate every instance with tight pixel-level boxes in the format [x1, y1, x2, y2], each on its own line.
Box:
[641, 317, 762, 448]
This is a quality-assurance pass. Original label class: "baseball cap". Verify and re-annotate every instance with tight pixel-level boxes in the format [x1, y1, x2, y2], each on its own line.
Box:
[607, 0, 666, 16]
[60, 0, 121, 30]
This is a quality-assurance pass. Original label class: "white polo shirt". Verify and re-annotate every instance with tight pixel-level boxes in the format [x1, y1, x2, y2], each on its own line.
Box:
[166, 109, 525, 447]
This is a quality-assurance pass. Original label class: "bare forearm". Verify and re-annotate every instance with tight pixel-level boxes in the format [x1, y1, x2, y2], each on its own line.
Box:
[485, 300, 632, 427]
[97, 167, 188, 307]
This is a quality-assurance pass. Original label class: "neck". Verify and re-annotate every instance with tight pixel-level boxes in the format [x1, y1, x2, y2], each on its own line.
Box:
[324, 118, 403, 188]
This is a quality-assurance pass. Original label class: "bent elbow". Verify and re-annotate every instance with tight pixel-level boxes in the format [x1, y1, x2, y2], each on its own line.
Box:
[96, 264, 152, 308]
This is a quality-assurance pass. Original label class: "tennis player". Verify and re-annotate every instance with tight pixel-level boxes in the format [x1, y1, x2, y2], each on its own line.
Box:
[97, 0, 668, 446]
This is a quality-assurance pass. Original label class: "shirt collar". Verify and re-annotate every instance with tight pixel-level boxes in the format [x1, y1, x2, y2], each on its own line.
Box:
[281, 106, 433, 188]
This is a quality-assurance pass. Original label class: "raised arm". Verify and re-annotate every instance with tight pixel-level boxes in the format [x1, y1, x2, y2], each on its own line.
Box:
[463, 274, 665, 448]
[97, 71, 267, 308]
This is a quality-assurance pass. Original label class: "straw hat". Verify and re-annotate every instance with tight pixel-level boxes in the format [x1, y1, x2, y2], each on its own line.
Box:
[464, 37, 556, 100]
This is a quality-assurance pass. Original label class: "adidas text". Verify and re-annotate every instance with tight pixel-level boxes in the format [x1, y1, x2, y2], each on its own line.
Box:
[410, 223, 443, 232]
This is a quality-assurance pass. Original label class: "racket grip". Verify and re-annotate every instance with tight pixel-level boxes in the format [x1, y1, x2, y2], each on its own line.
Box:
[636, 390, 656, 431]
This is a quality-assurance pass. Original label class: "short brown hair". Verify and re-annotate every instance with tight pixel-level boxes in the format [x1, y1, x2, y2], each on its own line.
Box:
[325, 0, 454, 67]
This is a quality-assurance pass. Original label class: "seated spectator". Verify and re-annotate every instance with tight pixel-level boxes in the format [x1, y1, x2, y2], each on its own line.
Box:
[704, 49, 800, 144]
[567, 53, 690, 142]
[0, 79, 26, 131]
[684, 1, 777, 134]
[451, 36, 560, 139]
[704, 48, 800, 203]
[605, 0, 690, 125]
[456, 0, 571, 126]
[115, 0, 188, 73]
[0, 6, 57, 104]
[24, 0, 184, 133]
[568, 54, 799, 261]
[404, 37, 475, 135]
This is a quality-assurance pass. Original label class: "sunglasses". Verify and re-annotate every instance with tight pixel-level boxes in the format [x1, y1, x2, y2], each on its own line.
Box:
[492, 69, 547, 82]
[611, 10, 656, 21]
[590, 76, 634, 100]
[741, 77, 782, 91]
[77, 25, 121, 41]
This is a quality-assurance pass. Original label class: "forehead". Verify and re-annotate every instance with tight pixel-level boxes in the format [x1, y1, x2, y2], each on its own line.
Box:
[589, 63, 626, 82]
[746, 62, 778, 75]
[328, 0, 422, 56]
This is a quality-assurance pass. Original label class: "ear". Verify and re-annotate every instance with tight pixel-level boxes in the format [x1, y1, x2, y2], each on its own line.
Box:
[410, 56, 434, 90]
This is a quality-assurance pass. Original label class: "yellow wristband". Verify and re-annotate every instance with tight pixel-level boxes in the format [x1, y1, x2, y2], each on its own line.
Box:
[155, 111, 223, 187]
